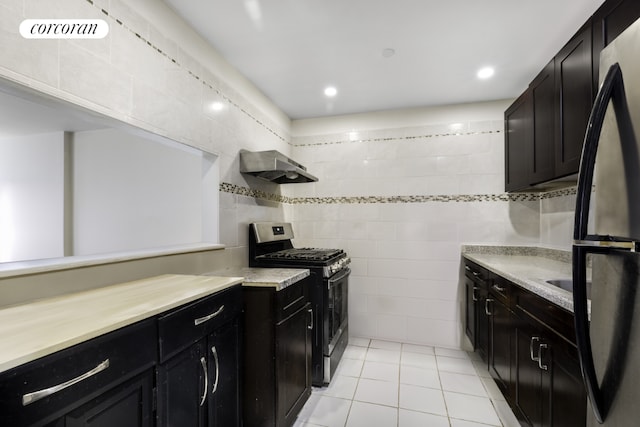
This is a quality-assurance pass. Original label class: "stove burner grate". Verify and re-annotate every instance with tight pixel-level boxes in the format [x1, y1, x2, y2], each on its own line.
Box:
[256, 248, 343, 262]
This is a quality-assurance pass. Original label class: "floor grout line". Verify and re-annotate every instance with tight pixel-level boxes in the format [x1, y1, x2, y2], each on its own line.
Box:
[298, 338, 512, 427]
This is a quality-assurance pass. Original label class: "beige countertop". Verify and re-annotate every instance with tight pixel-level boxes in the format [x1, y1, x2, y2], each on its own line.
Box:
[462, 245, 589, 314]
[0, 274, 242, 374]
[203, 267, 310, 291]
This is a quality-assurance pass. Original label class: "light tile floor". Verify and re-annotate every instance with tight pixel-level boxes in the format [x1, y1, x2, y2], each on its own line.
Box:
[294, 338, 521, 427]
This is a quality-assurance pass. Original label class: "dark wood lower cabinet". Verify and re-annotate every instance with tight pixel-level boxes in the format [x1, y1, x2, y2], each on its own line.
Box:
[465, 262, 490, 364]
[513, 313, 546, 427]
[243, 277, 313, 427]
[547, 340, 586, 427]
[208, 321, 241, 427]
[0, 285, 243, 427]
[276, 303, 313, 427]
[157, 341, 208, 426]
[488, 290, 512, 395]
[464, 276, 478, 349]
[157, 319, 241, 427]
[464, 259, 587, 427]
[513, 308, 586, 427]
[0, 319, 157, 427]
[63, 371, 154, 427]
[157, 286, 242, 427]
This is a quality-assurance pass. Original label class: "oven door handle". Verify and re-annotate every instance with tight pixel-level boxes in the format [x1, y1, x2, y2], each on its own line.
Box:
[328, 267, 351, 285]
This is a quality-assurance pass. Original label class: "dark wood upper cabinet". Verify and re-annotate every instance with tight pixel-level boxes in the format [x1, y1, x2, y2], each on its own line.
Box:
[530, 60, 556, 185]
[504, 60, 557, 191]
[505, 91, 532, 192]
[505, 0, 640, 191]
[592, 0, 640, 88]
[555, 24, 593, 177]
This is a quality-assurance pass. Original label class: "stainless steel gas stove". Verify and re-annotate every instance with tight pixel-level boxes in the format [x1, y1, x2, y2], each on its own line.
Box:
[249, 222, 350, 386]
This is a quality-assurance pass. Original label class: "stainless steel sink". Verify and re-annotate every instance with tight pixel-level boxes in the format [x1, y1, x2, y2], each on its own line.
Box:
[545, 279, 592, 297]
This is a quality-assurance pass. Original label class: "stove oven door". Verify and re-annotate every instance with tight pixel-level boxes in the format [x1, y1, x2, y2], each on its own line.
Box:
[324, 268, 350, 371]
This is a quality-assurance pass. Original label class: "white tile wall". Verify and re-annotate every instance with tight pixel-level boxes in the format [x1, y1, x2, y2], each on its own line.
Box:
[288, 108, 560, 348]
[0, 0, 290, 256]
[540, 192, 576, 248]
[0, 0, 575, 351]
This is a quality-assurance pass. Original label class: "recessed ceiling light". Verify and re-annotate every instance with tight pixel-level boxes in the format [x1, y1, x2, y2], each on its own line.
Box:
[324, 86, 338, 97]
[477, 67, 495, 79]
[210, 101, 225, 111]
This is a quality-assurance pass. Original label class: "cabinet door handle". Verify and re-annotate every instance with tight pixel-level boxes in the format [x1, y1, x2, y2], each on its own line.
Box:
[529, 336, 540, 362]
[22, 359, 110, 406]
[485, 298, 494, 315]
[199, 356, 208, 407]
[307, 308, 314, 330]
[538, 343, 548, 371]
[472, 286, 479, 302]
[194, 305, 225, 326]
[211, 346, 220, 395]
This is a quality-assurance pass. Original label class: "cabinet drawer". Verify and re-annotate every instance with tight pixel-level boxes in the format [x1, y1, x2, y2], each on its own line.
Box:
[464, 261, 490, 286]
[514, 286, 576, 345]
[276, 278, 309, 323]
[489, 276, 511, 306]
[0, 318, 156, 427]
[158, 285, 242, 362]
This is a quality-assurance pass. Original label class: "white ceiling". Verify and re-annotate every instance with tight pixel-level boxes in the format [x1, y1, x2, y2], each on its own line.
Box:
[165, 0, 605, 120]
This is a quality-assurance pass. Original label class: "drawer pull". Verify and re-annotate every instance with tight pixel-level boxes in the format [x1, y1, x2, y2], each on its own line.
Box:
[472, 286, 479, 302]
[211, 346, 220, 395]
[199, 356, 208, 407]
[194, 305, 225, 326]
[22, 359, 110, 406]
[492, 284, 506, 293]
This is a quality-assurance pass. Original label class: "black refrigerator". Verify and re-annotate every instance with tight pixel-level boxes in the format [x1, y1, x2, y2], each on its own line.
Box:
[573, 15, 640, 427]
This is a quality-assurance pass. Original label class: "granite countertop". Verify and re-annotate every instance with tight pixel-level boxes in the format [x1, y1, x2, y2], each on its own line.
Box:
[203, 267, 310, 291]
[0, 274, 243, 374]
[462, 245, 590, 314]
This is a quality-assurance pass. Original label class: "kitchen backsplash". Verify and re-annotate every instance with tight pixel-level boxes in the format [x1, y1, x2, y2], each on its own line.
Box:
[0, 0, 577, 348]
[286, 113, 575, 347]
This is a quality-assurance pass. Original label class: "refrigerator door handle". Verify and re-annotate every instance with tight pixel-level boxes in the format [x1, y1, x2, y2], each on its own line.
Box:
[573, 244, 613, 423]
[574, 63, 624, 242]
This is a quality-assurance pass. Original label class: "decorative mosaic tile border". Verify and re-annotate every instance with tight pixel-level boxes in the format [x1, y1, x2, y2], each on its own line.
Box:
[219, 183, 292, 204]
[84, 0, 288, 144]
[83, 0, 580, 209]
[290, 193, 540, 204]
[84, 0, 511, 155]
[292, 129, 501, 147]
[539, 186, 578, 199]
[219, 182, 571, 205]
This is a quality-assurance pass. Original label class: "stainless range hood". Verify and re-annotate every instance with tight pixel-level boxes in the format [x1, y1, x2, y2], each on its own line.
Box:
[239, 149, 318, 183]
